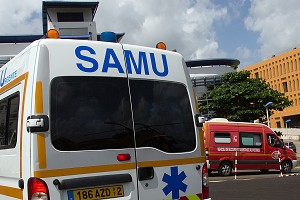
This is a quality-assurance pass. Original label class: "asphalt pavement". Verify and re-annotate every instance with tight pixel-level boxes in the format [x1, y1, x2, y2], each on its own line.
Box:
[210, 174, 300, 200]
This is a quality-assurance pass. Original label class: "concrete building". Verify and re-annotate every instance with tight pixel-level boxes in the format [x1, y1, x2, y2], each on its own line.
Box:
[243, 48, 300, 128]
[187, 58, 240, 118]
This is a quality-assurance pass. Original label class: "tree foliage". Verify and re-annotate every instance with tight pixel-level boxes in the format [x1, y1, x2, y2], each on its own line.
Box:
[199, 70, 292, 122]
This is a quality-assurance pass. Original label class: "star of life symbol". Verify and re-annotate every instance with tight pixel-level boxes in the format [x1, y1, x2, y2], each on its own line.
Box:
[162, 166, 187, 199]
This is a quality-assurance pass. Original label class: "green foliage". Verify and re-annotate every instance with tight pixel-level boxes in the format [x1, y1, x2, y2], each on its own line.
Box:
[199, 70, 292, 122]
[274, 130, 283, 137]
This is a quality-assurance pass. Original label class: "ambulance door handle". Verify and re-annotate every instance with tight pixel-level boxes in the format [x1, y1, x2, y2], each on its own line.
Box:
[138, 166, 154, 181]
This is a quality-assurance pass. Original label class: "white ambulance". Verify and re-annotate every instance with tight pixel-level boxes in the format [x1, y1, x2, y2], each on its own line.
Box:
[0, 2, 209, 200]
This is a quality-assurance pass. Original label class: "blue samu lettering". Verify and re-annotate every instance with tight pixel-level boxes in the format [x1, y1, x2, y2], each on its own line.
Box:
[0, 68, 17, 88]
[75, 46, 169, 77]
[0, 68, 7, 87]
[75, 46, 98, 72]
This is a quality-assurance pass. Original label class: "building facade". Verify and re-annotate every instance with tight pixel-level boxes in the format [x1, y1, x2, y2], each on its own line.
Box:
[243, 48, 300, 128]
[187, 59, 239, 118]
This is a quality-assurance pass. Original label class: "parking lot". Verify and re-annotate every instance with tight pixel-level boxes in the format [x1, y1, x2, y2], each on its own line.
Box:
[210, 170, 300, 200]
[208, 139, 300, 199]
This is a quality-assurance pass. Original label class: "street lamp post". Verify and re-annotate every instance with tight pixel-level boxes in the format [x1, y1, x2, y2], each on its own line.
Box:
[285, 119, 291, 146]
[264, 102, 273, 127]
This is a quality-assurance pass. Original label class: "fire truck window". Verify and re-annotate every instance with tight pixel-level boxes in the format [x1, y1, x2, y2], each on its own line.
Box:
[214, 132, 231, 143]
[240, 132, 262, 147]
[267, 134, 278, 147]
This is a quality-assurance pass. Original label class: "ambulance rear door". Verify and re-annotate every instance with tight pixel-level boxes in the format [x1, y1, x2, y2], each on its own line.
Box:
[31, 39, 139, 200]
[123, 44, 205, 200]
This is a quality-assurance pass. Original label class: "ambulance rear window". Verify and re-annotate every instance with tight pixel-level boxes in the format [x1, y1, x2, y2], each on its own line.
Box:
[50, 77, 196, 152]
[130, 80, 196, 153]
[50, 77, 134, 151]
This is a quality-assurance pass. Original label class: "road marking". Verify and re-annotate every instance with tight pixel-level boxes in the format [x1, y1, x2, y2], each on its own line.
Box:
[209, 180, 227, 183]
[281, 173, 300, 177]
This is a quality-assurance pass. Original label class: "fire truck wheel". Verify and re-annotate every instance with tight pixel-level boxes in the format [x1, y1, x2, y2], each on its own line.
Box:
[281, 160, 292, 174]
[218, 161, 232, 176]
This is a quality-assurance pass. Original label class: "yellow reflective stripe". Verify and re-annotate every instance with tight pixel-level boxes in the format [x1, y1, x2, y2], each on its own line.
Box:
[187, 194, 201, 200]
[0, 185, 22, 199]
[35, 82, 46, 169]
[37, 134, 46, 169]
[34, 163, 136, 178]
[0, 73, 27, 95]
[35, 81, 47, 169]
[164, 194, 201, 200]
[35, 157, 206, 178]
[138, 157, 206, 168]
[0, 72, 28, 178]
[35, 81, 43, 113]
[192, 88, 205, 156]
[199, 128, 205, 156]
[20, 73, 28, 178]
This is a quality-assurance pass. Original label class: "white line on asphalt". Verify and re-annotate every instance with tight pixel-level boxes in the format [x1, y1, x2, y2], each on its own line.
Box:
[209, 180, 227, 183]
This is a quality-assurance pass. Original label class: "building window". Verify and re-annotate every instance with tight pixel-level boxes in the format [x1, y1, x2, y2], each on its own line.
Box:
[276, 122, 281, 128]
[255, 72, 259, 79]
[279, 64, 282, 75]
[283, 82, 288, 92]
[293, 80, 296, 91]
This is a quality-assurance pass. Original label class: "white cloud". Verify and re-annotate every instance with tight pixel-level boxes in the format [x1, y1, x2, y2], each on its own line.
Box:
[0, 0, 229, 60]
[235, 46, 251, 59]
[245, 0, 300, 59]
[0, 0, 42, 34]
[96, 0, 228, 59]
[234, 46, 261, 69]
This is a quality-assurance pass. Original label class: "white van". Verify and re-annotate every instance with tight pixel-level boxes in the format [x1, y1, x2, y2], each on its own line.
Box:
[0, 36, 209, 199]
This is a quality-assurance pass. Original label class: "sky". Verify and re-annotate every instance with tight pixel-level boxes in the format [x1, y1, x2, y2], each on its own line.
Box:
[1, 0, 300, 69]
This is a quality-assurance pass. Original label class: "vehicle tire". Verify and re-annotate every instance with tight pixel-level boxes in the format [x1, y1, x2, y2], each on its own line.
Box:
[218, 162, 232, 176]
[281, 160, 292, 174]
[260, 169, 269, 174]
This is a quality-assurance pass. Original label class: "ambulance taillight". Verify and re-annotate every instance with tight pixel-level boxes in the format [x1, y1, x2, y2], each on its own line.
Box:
[202, 163, 209, 199]
[28, 177, 50, 200]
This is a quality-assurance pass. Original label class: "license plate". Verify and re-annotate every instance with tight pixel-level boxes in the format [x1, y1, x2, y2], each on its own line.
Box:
[68, 185, 124, 200]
